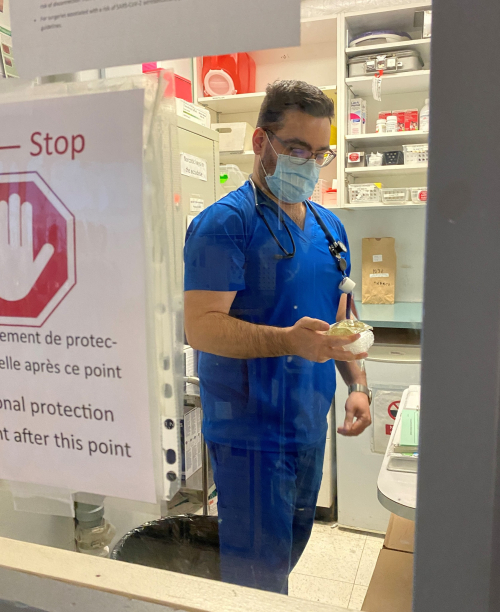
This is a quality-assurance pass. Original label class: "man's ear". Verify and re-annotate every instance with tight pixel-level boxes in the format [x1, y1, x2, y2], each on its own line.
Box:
[253, 128, 266, 156]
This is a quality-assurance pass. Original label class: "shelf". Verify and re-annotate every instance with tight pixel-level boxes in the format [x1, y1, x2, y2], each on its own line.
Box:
[355, 302, 423, 329]
[220, 151, 255, 165]
[345, 38, 431, 68]
[346, 164, 428, 177]
[338, 202, 426, 210]
[301, 15, 337, 45]
[198, 85, 336, 115]
[346, 70, 430, 96]
[346, 131, 428, 148]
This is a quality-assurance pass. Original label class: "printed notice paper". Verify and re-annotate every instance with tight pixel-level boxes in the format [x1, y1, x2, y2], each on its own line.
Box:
[11, 0, 301, 79]
[0, 89, 157, 503]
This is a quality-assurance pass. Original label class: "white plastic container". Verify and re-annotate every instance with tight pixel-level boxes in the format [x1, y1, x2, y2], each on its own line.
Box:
[310, 179, 327, 204]
[220, 164, 249, 195]
[411, 187, 428, 203]
[323, 189, 338, 207]
[403, 144, 429, 165]
[381, 187, 410, 204]
[366, 152, 384, 167]
[212, 122, 254, 152]
[420, 99, 430, 132]
[376, 119, 387, 133]
[386, 115, 398, 133]
[349, 183, 381, 204]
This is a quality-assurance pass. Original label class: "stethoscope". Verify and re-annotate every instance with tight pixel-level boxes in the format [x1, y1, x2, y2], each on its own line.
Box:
[249, 176, 357, 316]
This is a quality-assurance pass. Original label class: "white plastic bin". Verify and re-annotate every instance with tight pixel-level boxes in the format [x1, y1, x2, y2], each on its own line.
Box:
[212, 122, 254, 152]
[411, 187, 428, 203]
[349, 183, 381, 204]
[381, 188, 410, 204]
[403, 144, 429, 165]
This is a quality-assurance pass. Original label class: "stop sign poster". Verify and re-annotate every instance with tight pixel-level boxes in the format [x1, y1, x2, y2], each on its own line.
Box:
[0, 88, 157, 503]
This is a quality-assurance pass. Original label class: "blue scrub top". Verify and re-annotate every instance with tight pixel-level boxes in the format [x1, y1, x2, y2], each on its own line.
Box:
[184, 180, 351, 452]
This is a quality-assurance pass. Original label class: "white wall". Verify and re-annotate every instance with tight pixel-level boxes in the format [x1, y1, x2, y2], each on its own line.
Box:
[335, 207, 426, 302]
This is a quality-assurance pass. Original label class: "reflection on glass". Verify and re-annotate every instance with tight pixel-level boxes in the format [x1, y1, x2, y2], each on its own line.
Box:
[185, 80, 371, 594]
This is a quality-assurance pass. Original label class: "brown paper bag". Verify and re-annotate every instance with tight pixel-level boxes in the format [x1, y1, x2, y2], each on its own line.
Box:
[362, 238, 396, 304]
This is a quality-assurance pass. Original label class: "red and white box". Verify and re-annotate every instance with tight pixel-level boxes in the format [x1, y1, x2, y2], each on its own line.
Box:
[405, 109, 419, 131]
[393, 110, 406, 132]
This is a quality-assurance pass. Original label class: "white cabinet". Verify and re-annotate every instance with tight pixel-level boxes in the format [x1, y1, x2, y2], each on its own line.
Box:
[177, 116, 220, 225]
[335, 344, 421, 532]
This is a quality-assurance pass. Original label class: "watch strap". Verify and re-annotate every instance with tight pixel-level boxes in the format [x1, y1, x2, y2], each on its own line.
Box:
[348, 384, 372, 404]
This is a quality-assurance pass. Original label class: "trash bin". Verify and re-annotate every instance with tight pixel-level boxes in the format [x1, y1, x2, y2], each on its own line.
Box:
[110, 515, 221, 581]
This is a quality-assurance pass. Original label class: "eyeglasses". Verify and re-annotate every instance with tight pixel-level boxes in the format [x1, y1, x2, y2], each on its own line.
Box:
[265, 129, 337, 167]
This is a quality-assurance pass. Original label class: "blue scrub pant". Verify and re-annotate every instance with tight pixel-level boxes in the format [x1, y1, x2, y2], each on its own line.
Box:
[207, 438, 326, 594]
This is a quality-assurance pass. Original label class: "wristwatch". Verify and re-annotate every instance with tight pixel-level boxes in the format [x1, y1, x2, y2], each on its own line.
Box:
[348, 384, 373, 405]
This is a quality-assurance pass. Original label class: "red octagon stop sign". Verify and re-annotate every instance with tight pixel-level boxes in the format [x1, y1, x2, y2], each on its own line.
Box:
[0, 172, 76, 327]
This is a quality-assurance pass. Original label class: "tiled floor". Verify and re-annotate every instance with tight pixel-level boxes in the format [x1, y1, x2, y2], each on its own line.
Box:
[289, 522, 384, 610]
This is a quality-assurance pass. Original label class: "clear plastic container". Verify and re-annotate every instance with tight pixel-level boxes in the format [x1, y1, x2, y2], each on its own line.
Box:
[349, 183, 381, 203]
[420, 98, 430, 132]
[381, 188, 410, 204]
[411, 187, 428, 203]
[327, 320, 375, 355]
[403, 144, 429, 165]
[366, 152, 383, 167]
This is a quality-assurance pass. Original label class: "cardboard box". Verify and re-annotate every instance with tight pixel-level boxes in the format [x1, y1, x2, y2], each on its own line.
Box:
[384, 514, 415, 554]
[212, 122, 254, 152]
[393, 110, 406, 132]
[405, 109, 419, 131]
[362, 549, 413, 612]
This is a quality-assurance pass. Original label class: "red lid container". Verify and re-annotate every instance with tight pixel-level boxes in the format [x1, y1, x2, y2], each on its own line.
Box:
[202, 53, 256, 97]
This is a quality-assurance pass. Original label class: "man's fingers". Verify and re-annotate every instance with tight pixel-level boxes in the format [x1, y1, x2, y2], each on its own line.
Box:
[351, 352, 369, 360]
[338, 408, 355, 435]
[299, 317, 330, 332]
[325, 333, 361, 347]
[348, 416, 371, 436]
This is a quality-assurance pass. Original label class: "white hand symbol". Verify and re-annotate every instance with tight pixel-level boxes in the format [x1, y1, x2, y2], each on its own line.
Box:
[0, 194, 54, 301]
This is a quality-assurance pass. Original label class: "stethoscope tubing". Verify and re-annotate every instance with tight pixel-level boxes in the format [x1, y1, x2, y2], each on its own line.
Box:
[249, 177, 347, 274]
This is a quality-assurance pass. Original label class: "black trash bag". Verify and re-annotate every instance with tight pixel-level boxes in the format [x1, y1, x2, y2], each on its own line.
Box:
[110, 515, 221, 581]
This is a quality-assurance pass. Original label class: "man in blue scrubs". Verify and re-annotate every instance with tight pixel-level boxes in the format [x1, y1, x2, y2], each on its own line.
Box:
[184, 80, 372, 594]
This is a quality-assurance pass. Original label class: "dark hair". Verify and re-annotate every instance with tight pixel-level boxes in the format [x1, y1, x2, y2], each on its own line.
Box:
[257, 80, 334, 130]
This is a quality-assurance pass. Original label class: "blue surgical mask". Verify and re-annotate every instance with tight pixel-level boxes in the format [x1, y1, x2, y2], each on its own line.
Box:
[262, 136, 321, 204]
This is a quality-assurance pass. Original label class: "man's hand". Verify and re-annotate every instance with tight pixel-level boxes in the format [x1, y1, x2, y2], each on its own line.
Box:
[337, 391, 372, 436]
[285, 317, 369, 363]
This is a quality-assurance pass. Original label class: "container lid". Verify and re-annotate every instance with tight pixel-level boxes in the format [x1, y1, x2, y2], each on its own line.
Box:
[347, 49, 423, 64]
[350, 30, 412, 45]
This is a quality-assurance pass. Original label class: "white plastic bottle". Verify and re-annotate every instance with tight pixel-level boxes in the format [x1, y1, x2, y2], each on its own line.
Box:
[420, 99, 430, 132]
